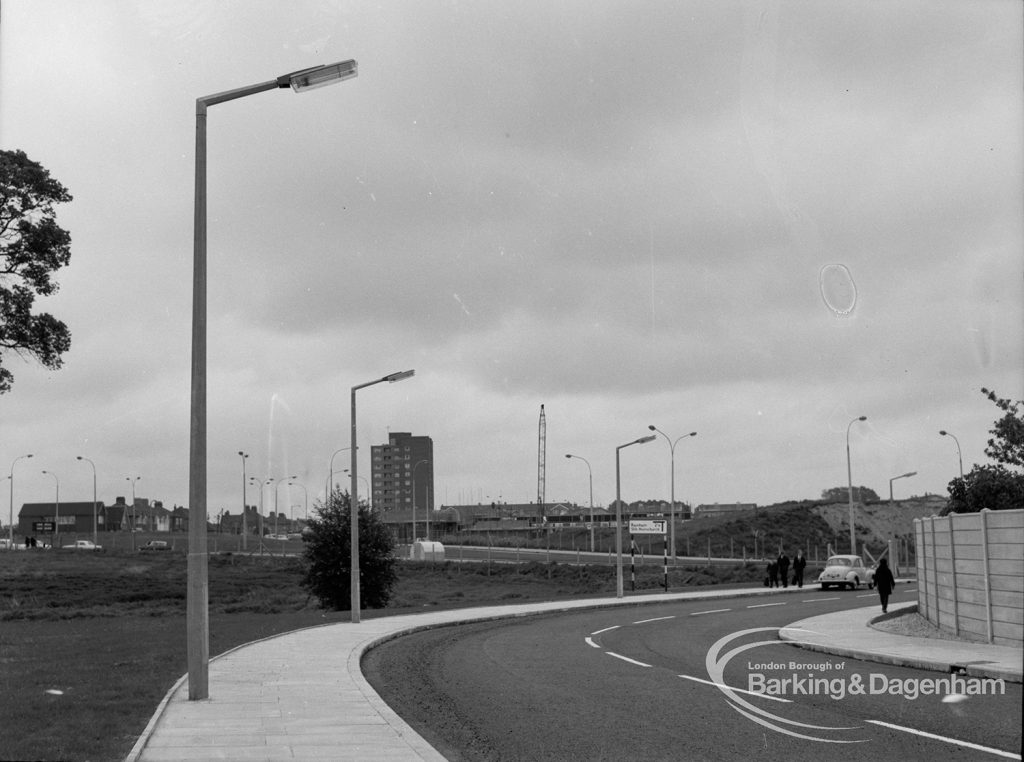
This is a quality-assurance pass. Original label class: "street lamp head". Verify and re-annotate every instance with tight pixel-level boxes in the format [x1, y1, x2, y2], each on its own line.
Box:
[76, 456, 83, 461]
[858, 415, 867, 421]
[648, 424, 656, 431]
[278, 60, 358, 92]
[903, 471, 917, 478]
[939, 430, 948, 436]
[385, 369, 415, 383]
[689, 431, 698, 437]
[637, 434, 657, 444]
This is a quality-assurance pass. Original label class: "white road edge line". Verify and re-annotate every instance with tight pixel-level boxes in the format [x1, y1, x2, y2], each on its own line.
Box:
[606, 652, 651, 667]
[856, 594, 874, 598]
[590, 625, 621, 636]
[747, 602, 786, 608]
[584, 637, 601, 649]
[802, 597, 840, 602]
[690, 608, 731, 616]
[866, 720, 1022, 760]
[678, 674, 791, 703]
[634, 616, 676, 625]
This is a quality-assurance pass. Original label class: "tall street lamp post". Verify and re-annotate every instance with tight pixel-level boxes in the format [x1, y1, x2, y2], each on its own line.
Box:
[939, 430, 964, 480]
[8, 454, 32, 547]
[76, 456, 98, 545]
[41, 470, 59, 547]
[188, 60, 357, 700]
[846, 415, 867, 554]
[351, 369, 414, 623]
[648, 425, 697, 561]
[238, 452, 249, 550]
[564, 454, 594, 552]
[615, 434, 656, 598]
[412, 459, 430, 543]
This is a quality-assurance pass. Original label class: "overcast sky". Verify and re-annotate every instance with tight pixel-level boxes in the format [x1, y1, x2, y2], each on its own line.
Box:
[1, 1, 1021, 520]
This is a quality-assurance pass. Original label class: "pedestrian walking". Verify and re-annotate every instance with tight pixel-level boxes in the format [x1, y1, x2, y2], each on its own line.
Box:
[874, 557, 896, 613]
[792, 549, 806, 588]
[766, 559, 779, 588]
[777, 552, 790, 588]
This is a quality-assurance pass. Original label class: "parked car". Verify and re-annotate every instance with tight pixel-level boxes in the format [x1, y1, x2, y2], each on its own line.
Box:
[817, 555, 874, 590]
[140, 540, 169, 551]
[62, 540, 102, 551]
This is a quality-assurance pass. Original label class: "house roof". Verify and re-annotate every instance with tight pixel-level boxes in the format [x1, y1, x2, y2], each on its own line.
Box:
[19, 502, 106, 518]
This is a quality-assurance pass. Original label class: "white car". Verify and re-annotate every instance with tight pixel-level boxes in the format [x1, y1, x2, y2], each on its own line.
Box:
[62, 540, 102, 551]
[817, 555, 874, 590]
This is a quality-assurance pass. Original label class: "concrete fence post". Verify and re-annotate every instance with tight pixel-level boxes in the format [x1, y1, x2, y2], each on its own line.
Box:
[980, 509, 994, 643]
[930, 517, 940, 628]
[916, 518, 928, 622]
[948, 514, 959, 636]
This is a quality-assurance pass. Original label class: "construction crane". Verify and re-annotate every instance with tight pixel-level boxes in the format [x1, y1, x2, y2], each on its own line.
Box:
[537, 404, 546, 525]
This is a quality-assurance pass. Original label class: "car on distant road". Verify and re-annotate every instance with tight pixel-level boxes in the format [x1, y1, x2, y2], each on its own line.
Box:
[817, 555, 874, 590]
[62, 540, 102, 551]
[268, 534, 290, 541]
[140, 540, 169, 551]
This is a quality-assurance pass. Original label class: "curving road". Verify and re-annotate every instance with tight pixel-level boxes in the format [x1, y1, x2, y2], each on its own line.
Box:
[363, 587, 1022, 760]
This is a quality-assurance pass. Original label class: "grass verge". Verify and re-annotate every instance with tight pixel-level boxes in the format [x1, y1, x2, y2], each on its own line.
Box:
[0, 549, 761, 762]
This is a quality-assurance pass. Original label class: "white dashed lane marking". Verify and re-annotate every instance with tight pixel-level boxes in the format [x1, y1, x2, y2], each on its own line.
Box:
[606, 652, 651, 667]
[634, 616, 676, 625]
[690, 608, 732, 616]
[678, 674, 792, 703]
[747, 602, 786, 609]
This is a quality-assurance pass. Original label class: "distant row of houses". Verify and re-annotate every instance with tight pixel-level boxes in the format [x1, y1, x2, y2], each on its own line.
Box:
[15, 497, 306, 538]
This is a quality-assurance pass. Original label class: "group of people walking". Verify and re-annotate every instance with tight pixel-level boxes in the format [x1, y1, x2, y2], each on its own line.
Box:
[764, 547, 897, 613]
[765, 549, 807, 588]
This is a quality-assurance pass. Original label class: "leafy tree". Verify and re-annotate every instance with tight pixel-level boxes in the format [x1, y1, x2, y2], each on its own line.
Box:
[981, 387, 1024, 468]
[301, 489, 397, 610]
[945, 388, 1024, 514]
[0, 149, 73, 394]
[946, 464, 1024, 514]
[820, 486, 880, 503]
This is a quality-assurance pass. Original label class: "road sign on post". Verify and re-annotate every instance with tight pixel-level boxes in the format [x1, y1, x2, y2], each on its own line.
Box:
[629, 519, 666, 535]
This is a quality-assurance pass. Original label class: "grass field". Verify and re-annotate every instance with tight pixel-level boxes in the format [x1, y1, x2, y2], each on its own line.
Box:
[0, 548, 762, 762]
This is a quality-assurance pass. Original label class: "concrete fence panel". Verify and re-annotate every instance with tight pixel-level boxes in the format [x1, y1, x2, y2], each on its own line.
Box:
[914, 508, 1023, 647]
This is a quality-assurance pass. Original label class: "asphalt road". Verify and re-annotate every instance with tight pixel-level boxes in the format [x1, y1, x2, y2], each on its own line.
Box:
[363, 586, 1022, 761]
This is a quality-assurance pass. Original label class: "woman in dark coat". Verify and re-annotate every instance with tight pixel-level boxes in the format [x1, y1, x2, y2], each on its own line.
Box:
[874, 557, 896, 613]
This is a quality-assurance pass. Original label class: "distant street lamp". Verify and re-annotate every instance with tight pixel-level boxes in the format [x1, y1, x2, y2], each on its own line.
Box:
[648, 425, 697, 560]
[351, 369, 415, 623]
[326, 447, 351, 505]
[288, 481, 308, 522]
[8, 454, 32, 548]
[41, 470, 59, 546]
[126, 476, 141, 548]
[238, 452, 249, 550]
[248, 477, 268, 539]
[615, 434, 656, 597]
[888, 471, 916, 576]
[273, 477, 296, 536]
[939, 430, 964, 480]
[76, 456, 98, 545]
[187, 59, 358, 701]
[565, 454, 594, 552]
[846, 415, 867, 554]
[413, 459, 430, 542]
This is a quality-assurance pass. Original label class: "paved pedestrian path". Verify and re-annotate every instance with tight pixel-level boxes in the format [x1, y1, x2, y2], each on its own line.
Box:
[127, 584, 1021, 761]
